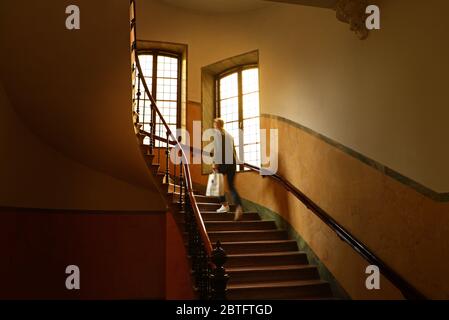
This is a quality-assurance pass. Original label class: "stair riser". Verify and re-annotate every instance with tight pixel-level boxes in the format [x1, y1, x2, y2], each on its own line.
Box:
[201, 213, 260, 221]
[195, 196, 221, 203]
[159, 180, 174, 190]
[140, 145, 152, 155]
[137, 135, 145, 145]
[166, 185, 179, 193]
[227, 283, 332, 300]
[198, 203, 236, 211]
[178, 212, 260, 222]
[226, 254, 308, 268]
[178, 219, 270, 232]
[167, 185, 195, 194]
[222, 242, 298, 254]
[168, 194, 182, 204]
[228, 268, 319, 285]
[209, 231, 288, 242]
[154, 175, 166, 185]
[205, 221, 276, 232]
[146, 164, 159, 174]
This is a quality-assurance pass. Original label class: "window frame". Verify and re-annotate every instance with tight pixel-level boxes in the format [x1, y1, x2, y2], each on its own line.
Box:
[137, 49, 183, 138]
[215, 64, 260, 171]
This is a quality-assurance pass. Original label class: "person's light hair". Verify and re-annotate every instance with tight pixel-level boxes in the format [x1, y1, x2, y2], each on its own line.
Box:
[214, 118, 224, 129]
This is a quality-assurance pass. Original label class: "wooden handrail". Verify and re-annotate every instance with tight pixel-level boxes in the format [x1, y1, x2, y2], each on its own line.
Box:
[139, 130, 176, 146]
[242, 162, 426, 300]
[138, 128, 210, 158]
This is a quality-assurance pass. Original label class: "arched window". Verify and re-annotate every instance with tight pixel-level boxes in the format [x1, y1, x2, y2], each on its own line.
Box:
[217, 66, 261, 168]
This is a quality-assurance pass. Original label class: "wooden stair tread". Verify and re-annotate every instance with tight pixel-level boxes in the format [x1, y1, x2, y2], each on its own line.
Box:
[170, 192, 191, 197]
[180, 211, 258, 214]
[197, 202, 236, 206]
[179, 219, 266, 225]
[227, 264, 316, 272]
[227, 251, 305, 258]
[220, 239, 298, 254]
[166, 183, 193, 189]
[194, 195, 220, 200]
[221, 240, 297, 246]
[227, 279, 328, 290]
[208, 229, 286, 235]
[205, 220, 273, 224]
[207, 229, 289, 241]
[204, 220, 275, 230]
[199, 211, 258, 215]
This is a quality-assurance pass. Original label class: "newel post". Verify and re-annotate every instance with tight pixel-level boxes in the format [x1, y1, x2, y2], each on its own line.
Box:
[210, 241, 229, 300]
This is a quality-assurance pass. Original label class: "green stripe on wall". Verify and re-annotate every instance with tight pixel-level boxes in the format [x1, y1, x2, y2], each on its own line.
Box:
[261, 113, 449, 202]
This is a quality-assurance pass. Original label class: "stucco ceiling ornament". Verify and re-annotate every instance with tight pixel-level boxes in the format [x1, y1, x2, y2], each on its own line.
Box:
[335, 0, 369, 40]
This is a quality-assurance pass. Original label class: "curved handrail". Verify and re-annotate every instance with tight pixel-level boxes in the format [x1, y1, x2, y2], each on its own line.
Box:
[130, 0, 212, 257]
[242, 162, 426, 300]
[135, 58, 213, 256]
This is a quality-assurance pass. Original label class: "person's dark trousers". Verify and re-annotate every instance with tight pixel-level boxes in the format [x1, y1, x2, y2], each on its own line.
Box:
[218, 164, 242, 206]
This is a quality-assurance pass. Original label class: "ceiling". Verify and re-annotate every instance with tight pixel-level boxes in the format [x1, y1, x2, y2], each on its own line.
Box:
[156, 0, 337, 14]
[265, 0, 337, 9]
[157, 0, 271, 14]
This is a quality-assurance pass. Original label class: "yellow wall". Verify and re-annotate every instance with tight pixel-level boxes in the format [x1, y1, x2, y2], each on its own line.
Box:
[237, 116, 449, 299]
[186, 106, 449, 299]
[138, 0, 449, 193]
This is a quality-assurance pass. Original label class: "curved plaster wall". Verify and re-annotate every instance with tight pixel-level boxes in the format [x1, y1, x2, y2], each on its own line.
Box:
[0, 0, 165, 210]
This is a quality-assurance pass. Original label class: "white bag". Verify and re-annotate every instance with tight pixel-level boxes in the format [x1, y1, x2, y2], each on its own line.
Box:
[206, 173, 224, 197]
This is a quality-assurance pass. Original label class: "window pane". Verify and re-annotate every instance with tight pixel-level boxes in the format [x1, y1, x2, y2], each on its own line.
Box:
[156, 101, 177, 125]
[224, 121, 240, 143]
[242, 68, 259, 95]
[243, 143, 260, 166]
[243, 92, 259, 119]
[243, 117, 260, 166]
[220, 73, 238, 100]
[156, 55, 178, 106]
[142, 123, 151, 132]
[220, 97, 239, 123]
[156, 78, 178, 101]
[138, 77, 152, 99]
[140, 54, 153, 76]
[218, 67, 261, 168]
[141, 106, 152, 123]
[243, 118, 260, 145]
[136, 54, 154, 128]
[157, 56, 178, 79]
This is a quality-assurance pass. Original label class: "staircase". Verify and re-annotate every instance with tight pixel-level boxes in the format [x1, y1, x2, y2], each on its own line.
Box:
[136, 135, 334, 300]
[130, 0, 427, 302]
[193, 198, 334, 300]
[131, 0, 333, 300]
